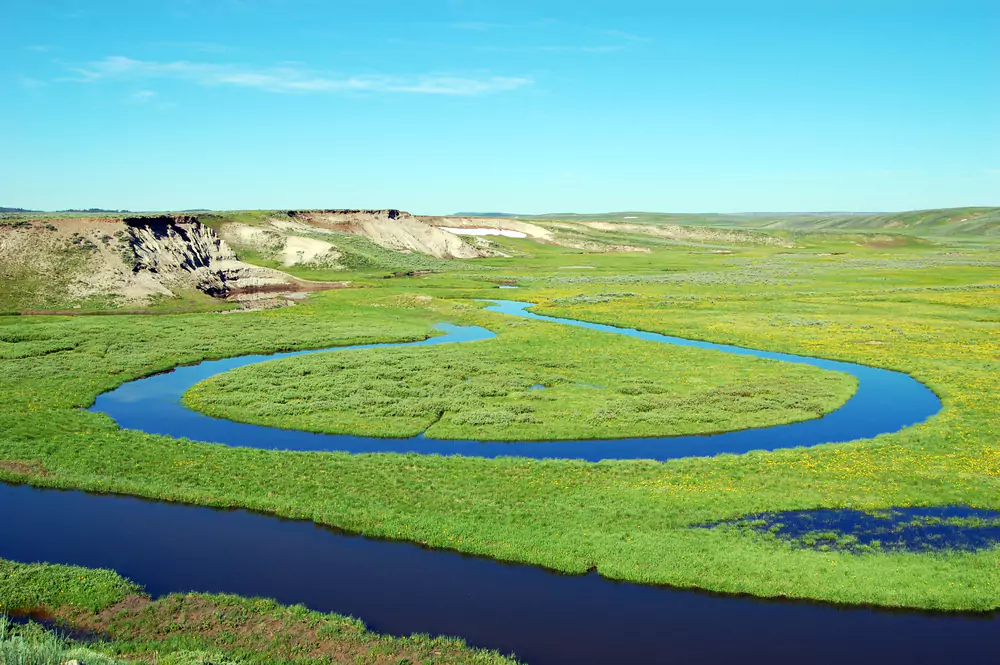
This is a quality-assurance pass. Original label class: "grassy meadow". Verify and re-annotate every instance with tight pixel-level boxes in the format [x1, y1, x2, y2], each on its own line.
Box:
[181, 305, 856, 440]
[1, 222, 999, 642]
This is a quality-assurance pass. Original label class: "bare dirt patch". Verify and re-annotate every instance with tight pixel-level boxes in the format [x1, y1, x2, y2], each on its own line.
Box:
[586, 221, 793, 247]
[863, 236, 911, 248]
[0, 459, 50, 477]
[279, 235, 340, 266]
[425, 216, 553, 240]
[287, 210, 495, 259]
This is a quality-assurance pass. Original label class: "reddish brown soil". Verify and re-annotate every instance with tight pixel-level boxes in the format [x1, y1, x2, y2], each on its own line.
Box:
[51, 593, 493, 664]
[864, 237, 911, 248]
[0, 459, 49, 476]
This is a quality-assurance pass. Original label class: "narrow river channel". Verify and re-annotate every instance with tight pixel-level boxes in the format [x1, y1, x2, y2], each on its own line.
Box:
[2, 483, 996, 665]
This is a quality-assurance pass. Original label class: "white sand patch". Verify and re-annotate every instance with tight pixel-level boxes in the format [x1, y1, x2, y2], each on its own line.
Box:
[586, 221, 793, 247]
[219, 224, 288, 262]
[279, 236, 340, 266]
[440, 227, 528, 238]
[268, 219, 337, 235]
[356, 219, 484, 259]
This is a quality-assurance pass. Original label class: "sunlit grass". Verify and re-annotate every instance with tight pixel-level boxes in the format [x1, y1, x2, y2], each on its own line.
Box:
[0, 239, 999, 612]
[182, 310, 855, 440]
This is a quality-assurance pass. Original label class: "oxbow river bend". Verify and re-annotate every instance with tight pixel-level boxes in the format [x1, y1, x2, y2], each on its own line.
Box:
[90, 299, 942, 461]
[4, 300, 978, 665]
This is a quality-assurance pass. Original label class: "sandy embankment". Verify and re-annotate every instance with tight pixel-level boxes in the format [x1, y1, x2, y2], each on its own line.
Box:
[439, 227, 528, 238]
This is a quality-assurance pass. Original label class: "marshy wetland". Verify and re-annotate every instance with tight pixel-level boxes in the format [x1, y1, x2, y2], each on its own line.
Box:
[2, 210, 1000, 664]
[97, 299, 934, 461]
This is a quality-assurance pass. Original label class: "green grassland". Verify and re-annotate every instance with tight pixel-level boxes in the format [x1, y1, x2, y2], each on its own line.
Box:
[182, 306, 856, 440]
[1, 222, 999, 644]
[0, 561, 517, 665]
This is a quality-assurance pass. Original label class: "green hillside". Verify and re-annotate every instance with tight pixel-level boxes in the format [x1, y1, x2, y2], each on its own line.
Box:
[521, 207, 1000, 237]
[757, 207, 1000, 235]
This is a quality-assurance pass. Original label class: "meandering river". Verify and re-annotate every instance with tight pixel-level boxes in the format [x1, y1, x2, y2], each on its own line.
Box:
[89, 299, 941, 461]
[3, 300, 973, 665]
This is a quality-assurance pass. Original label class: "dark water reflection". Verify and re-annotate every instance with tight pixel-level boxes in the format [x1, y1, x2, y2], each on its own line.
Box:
[710, 506, 1000, 553]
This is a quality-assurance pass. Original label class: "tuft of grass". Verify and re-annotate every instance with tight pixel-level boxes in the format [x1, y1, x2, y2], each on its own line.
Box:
[0, 561, 138, 614]
[0, 615, 134, 665]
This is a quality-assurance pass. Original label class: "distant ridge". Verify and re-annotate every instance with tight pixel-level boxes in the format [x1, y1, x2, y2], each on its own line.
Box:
[1, 207, 133, 214]
[457, 207, 1000, 236]
[58, 208, 132, 213]
[755, 207, 1000, 235]
[451, 212, 523, 218]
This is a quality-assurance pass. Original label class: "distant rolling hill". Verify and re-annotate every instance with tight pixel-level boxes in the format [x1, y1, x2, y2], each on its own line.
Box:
[507, 207, 1000, 237]
[1, 207, 134, 214]
[57, 208, 133, 213]
[756, 207, 1000, 236]
[451, 212, 524, 218]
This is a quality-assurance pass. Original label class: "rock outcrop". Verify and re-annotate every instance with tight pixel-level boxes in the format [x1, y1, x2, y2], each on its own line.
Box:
[123, 216, 292, 296]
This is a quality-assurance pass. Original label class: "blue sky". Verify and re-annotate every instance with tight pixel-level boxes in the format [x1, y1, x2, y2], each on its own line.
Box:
[2, 0, 997, 214]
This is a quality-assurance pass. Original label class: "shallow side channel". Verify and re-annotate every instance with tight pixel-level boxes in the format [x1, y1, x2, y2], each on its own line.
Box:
[90, 300, 942, 461]
[2, 482, 997, 665]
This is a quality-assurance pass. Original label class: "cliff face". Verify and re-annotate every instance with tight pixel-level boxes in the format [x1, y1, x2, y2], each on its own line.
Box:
[2, 208, 528, 311]
[123, 216, 290, 297]
[287, 209, 410, 222]
[0, 214, 304, 311]
[127, 216, 235, 271]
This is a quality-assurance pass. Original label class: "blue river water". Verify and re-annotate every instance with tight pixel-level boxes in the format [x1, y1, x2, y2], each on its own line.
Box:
[706, 506, 1000, 553]
[2, 482, 997, 665]
[89, 299, 942, 461]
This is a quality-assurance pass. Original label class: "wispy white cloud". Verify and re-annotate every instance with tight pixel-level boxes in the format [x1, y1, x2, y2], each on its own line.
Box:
[603, 29, 650, 43]
[130, 90, 158, 102]
[149, 41, 233, 54]
[530, 44, 623, 54]
[448, 21, 508, 31]
[51, 8, 86, 20]
[65, 56, 531, 96]
[25, 45, 54, 53]
[438, 21, 647, 54]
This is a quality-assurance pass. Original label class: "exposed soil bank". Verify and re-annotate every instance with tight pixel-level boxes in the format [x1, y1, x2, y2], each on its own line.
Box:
[440, 227, 528, 238]
[0, 215, 296, 307]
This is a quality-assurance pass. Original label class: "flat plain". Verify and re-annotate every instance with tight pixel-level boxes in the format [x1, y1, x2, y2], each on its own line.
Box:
[1, 208, 999, 664]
